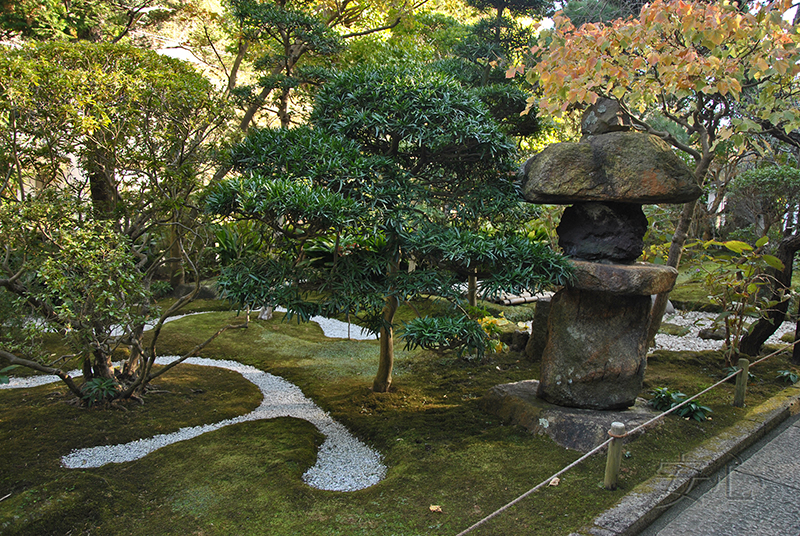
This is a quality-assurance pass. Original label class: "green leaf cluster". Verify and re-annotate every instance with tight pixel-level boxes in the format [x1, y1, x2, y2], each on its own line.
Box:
[649, 387, 712, 422]
[686, 237, 788, 363]
[401, 316, 489, 359]
[81, 377, 123, 406]
[776, 369, 799, 385]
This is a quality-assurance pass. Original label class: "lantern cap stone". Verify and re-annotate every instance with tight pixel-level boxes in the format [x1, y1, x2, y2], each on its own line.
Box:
[521, 131, 701, 205]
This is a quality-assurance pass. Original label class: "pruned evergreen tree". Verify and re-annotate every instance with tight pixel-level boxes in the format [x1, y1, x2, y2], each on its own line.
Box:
[207, 65, 572, 392]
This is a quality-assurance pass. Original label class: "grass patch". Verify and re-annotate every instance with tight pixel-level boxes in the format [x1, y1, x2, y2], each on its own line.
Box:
[1, 306, 798, 536]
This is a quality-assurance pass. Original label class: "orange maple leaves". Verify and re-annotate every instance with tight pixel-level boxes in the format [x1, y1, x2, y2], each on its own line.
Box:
[521, 0, 800, 121]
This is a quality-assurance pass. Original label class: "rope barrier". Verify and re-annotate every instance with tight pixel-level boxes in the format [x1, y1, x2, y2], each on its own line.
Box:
[750, 339, 798, 368]
[454, 338, 799, 535]
[454, 437, 613, 536]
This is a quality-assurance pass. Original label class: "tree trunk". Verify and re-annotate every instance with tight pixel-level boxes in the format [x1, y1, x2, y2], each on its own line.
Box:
[740, 232, 800, 355]
[85, 143, 117, 219]
[277, 87, 291, 128]
[122, 326, 144, 380]
[792, 298, 800, 365]
[88, 168, 116, 219]
[468, 270, 478, 308]
[168, 221, 185, 288]
[647, 199, 698, 344]
[92, 348, 115, 379]
[372, 295, 398, 393]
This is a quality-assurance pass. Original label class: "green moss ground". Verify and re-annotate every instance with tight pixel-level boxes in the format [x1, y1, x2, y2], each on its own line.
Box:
[1, 305, 798, 536]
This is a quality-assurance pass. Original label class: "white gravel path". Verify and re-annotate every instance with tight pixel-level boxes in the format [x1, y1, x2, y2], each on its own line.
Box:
[60, 357, 385, 491]
[651, 311, 795, 353]
[2, 312, 384, 492]
[274, 306, 377, 340]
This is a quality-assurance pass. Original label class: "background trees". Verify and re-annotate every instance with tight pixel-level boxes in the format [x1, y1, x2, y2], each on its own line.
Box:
[0, 0, 180, 42]
[179, 0, 419, 133]
[2, 0, 795, 400]
[207, 65, 571, 392]
[0, 41, 229, 400]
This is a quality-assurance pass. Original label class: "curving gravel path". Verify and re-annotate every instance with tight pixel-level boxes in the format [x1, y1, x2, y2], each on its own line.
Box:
[60, 357, 386, 492]
[2, 312, 385, 492]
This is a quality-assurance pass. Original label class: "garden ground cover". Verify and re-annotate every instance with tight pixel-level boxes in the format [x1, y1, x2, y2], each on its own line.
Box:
[1, 302, 798, 536]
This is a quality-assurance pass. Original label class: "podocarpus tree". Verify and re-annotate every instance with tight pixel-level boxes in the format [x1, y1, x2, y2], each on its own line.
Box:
[207, 65, 572, 392]
[456, 0, 549, 88]
[511, 0, 800, 343]
[0, 42, 232, 402]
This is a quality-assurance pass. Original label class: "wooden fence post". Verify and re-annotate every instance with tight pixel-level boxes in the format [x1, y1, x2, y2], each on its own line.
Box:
[604, 422, 626, 490]
[733, 357, 750, 408]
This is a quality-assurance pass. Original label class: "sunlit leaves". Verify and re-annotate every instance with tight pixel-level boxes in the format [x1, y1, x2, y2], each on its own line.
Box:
[311, 65, 517, 177]
[525, 0, 800, 132]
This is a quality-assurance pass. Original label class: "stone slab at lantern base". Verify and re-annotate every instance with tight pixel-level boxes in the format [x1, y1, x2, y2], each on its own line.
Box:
[538, 288, 651, 410]
[481, 380, 657, 452]
[570, 260, 678, 295]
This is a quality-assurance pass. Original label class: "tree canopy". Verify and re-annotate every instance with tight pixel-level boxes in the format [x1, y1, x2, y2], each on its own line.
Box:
[207, 64, 571, 392]
[0, 41, 229, 401]
[513, 0, 800, 341]
[0, 0, 180, 42]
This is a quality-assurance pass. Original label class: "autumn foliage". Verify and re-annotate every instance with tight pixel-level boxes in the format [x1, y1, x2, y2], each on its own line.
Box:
[515, 0, 800, 142]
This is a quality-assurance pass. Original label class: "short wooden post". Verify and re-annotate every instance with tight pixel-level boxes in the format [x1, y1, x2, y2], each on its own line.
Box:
[604, 422, 626, 490]
[733, 357, 750, 408]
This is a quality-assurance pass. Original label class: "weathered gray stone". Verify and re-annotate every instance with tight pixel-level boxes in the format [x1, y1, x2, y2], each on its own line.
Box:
[557, 202, 648, 263]
[538, 288, 651, 409]
[481, 379, 657, 452]
[699, 327, 727, 340]
[521, 132, 701, 204]
[525, 296, 551, 361]
[569, 260, 678, 296]
[511, 329, 529, 351]
[581, 98, 632, 136]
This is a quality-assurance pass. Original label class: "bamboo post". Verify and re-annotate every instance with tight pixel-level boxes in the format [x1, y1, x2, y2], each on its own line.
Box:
[604, 422, 626, 490]
[733, 357, 750, 408]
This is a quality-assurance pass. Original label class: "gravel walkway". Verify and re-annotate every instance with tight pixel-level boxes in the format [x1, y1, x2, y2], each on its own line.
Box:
[2, 312, 384, 492]
[61, 357, 385, 492]
[652, 311, 795, 353]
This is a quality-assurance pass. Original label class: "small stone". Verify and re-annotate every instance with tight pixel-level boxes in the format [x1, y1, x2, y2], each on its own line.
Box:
[511, 329, 529, 351]
[581, 98, 632, 136]
[699, 327, 726, 340]
[659, 322, 691, 337]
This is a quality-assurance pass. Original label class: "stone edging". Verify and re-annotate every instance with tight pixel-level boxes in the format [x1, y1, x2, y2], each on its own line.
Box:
[569, 382, 800, 536]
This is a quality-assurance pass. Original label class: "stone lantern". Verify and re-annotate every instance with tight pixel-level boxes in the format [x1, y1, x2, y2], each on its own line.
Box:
[521, 100, 701, 410]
